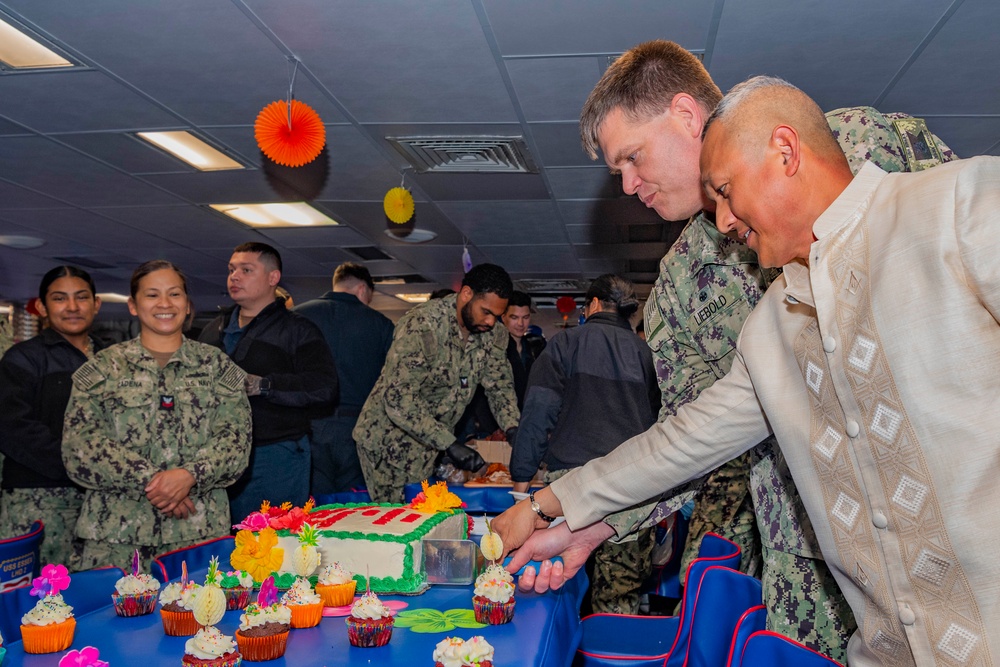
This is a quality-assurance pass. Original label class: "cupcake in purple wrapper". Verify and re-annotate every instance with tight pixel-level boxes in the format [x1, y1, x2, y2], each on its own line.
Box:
[472, 564, 515, 625]
[346, 591, 394, 648]
[219, 570, 254, 611]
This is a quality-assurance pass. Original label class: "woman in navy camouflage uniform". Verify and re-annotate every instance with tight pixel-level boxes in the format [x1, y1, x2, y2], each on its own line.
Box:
[63, 260, 252, 571]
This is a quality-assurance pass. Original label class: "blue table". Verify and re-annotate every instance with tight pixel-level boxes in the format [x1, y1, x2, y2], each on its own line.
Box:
[5, 573, 586, 667]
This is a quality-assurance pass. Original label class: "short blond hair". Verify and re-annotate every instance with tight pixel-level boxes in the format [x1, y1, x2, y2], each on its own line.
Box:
[580, 40, 721, 159]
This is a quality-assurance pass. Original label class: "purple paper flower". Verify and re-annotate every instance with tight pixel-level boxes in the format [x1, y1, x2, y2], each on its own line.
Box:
[258, 575, 278, 607]
[30, 563, 71, 598]
[233, 511, 270, 532]
[58, 645, 108, 667]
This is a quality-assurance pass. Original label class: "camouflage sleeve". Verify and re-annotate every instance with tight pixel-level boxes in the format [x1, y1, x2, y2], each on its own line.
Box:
[644, 266, 724, 421]
[382, 316, 458, 451]
[482, 329, 520, 432]
[186, 356, 252, 495]
[62, 362, 159, 499]
[0, 317, 12, 356]
[603, 477, 703, 541]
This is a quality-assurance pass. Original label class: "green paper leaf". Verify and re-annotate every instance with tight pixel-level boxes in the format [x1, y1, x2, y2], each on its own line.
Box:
[394, 608, 486, 633]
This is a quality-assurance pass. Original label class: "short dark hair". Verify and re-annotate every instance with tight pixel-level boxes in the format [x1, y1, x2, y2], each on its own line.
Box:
[130, 260, 189, 298]
[234, 242, 282, 273]
[39, 266, 96, 304]
[507, 290, 532, 309]
[461, 263, 513, 300]
[333, 262, 374, 291]
[586, 274, 639, 319]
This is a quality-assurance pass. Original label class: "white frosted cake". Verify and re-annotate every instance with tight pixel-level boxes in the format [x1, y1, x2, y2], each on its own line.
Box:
[272, 503, 468, 594]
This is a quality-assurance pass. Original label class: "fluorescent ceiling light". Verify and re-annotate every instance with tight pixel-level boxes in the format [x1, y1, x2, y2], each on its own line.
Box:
[137, 131, 243, 171]
[210, 202, 339, 228]
[96, 292, 129, 304]
[395, 293, 430, 304]
[0, 18, 72, 69]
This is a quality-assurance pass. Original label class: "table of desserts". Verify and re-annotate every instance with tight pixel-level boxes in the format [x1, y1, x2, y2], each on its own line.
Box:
[4, 571, 586, 667]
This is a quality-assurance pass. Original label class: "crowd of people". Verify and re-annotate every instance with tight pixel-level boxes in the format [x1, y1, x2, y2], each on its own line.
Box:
[1, 37, 996, 667]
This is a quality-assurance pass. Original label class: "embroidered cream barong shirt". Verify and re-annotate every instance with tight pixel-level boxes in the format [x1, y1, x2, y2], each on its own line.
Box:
[552, 157, 1000, 667]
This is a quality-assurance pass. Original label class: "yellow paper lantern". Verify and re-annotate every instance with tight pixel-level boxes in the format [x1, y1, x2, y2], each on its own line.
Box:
[383, 186, 415, 224]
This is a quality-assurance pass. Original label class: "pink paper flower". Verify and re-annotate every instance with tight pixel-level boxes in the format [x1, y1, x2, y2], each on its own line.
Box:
[30, 563, 71, 597]
[258, 575, 278, 607]
[233, 511, 270, 532]
[59, 645, 108, 667]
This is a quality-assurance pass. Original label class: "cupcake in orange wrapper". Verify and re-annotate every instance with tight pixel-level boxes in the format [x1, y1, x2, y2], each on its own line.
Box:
[281, 576, 323, 628]
[159, 577, 202, 636]
[181, 626, 242, 667]
[219, 570, 254, 611]
[235, 577, 291, 662]
[346, 590, 394, 648]
[20, 564, 76, 654]
[315, 561, 356, 607]
[472, 564, 515, 625]
[113, 549, 161, 617]
[433, 635, 495, 667]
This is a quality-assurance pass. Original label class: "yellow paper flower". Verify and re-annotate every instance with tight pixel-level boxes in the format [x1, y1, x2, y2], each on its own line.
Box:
[411, 480, 463, 514]
[384, 187, 415, 224]
[231, 528, 285, 583]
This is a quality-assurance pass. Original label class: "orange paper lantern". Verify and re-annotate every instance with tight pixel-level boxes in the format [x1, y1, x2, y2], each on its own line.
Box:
[254, 99, 326, 168]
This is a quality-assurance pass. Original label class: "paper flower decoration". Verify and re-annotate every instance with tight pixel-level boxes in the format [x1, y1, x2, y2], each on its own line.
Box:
[293, 523, 321, 577]
[59, 646, 108, 667]
[30, 563, 70, 598]
[255, 99, 326, 167]
[258, 576, 279, 607]
[410, 479, 464, 514]
[194, 557, 227, 627]
[383, 186, 415, 224]
[231, 527, 285, 583]
[131, 549, 140, 576]
[233, 510, 269, 532]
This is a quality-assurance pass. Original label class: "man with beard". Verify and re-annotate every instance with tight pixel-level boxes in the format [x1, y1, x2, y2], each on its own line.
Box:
[354, 263, 519, 503]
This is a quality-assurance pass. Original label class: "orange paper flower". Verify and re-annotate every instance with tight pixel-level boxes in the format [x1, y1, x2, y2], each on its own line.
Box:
[383, 187, 415, 224]
[231, 528, 284, 583]
[410, 480, 463, 514]
[254, 99, 326, 167]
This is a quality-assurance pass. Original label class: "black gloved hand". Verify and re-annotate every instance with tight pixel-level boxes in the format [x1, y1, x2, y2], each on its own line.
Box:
[445, 442, 486, 472]
[505, 427, 518, 447]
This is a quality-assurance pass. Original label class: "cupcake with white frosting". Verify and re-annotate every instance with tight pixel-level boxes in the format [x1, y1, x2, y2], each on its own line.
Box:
[182, 626, 241, 667]
[235, 577, 291, 661]
[346, 590, 394, 648]
[315, 561, 357, 607]
[433, 635, 496, 667]
[281, 576, 323, 628]
[472, 563, 515, 625]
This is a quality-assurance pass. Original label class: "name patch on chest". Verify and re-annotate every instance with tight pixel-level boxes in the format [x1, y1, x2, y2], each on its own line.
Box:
[118, 379, 143, 388]
[693, 294, 729, 326]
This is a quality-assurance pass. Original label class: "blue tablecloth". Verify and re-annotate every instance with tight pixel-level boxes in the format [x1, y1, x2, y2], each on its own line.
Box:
[6, 573, 586, 667]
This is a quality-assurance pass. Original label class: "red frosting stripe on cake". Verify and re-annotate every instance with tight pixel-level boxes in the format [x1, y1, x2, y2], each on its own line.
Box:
[308, 507, 360, 528]
[362, 509, 380, 516]
[400, 513, 421, 523]
[372, 508, 406, 525]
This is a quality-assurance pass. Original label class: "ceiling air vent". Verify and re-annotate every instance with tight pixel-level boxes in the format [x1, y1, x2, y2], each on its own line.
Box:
[387, 136, 538, 174]
[515, 278, 589, 293]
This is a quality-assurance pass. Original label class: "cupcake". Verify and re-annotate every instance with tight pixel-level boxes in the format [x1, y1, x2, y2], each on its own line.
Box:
[182, 626, 242, 667]
[281, 577, 323, 629]
[346, 591, 394, 648]
[113, 548, 161, 616]
[235, 577, 291, 662]
[219, 570, 254, 611]
[315, 562, 357, 607]
[433, 635, 495, 667]
[20, 564, 75, 654]
[472, 563, 515, 625]
[159, 579, 202, 636]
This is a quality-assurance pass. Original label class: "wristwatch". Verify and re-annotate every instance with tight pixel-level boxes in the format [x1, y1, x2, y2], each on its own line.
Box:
[259, 377, 272, 397]
[529, 491, 556, 523]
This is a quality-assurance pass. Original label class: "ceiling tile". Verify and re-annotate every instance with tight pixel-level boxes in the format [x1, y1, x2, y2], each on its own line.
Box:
[95, 205, 256, 250]
[557, 197, 665, 227]
[437, 201, 569, 245]
[0, 71, 179, 133]
[530, 123, 597, 167]
[58, 133, 193, 174]
[547, 167, 620, 199]
[411, 172, 550, 201]
[506, 57, 601, 122]
[0, 180, 66, 209]
[478, 244, 579, 274]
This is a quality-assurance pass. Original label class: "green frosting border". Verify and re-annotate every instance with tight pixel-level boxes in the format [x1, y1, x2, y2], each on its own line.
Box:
[274, 503, 468, 594]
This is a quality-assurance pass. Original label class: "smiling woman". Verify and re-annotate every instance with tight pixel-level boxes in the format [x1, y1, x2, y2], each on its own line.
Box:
[61, 260, 253, 573]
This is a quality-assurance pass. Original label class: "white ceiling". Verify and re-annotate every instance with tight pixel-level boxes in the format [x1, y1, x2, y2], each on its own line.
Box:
[0, 0, 997, 318]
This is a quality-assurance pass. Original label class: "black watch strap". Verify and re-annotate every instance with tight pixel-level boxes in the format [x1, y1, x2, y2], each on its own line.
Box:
[529, 491, 556, 523]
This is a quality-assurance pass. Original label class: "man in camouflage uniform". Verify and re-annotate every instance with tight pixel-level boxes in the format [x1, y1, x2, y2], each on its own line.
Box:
[62, 336, 251, 571]
[505, 40, 954, 662]
[355, 264, 520, 503]
[0, 316, 12, 356]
